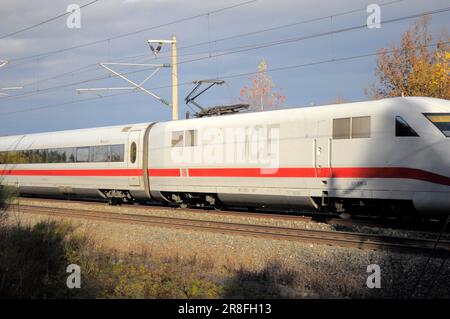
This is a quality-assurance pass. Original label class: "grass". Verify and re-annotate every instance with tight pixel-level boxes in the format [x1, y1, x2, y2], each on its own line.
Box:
[0, 221, 80, 298]
[0, 219, 226, 298]
[0, 212, 311, 299]
[0, 185, 17, 221]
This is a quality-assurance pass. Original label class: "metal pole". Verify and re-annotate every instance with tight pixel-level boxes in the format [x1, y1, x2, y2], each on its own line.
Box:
[171, 35, 179, 120]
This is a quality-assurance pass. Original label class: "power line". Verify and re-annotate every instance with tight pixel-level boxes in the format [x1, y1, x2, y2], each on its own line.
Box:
[3, 5, 449, 101]
[1, 40, 446, 117]
[7, 0, 258, 64]
[4, 0, 405, 84]
[141, 40, 450, 92]
[178, 6, 450, 65]
[0, 0, 101, 40]
[177, 0, 407, 52]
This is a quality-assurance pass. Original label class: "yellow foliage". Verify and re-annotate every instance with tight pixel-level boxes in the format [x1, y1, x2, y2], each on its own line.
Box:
[369, 16, 449, 99]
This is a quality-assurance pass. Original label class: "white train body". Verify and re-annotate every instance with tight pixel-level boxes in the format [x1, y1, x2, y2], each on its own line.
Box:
[1, 97, 449, 215]
[0, 123, 151, 201]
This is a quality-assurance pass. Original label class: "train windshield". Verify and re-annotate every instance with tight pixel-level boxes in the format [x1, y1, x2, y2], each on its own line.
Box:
[424, 113, 450, 137]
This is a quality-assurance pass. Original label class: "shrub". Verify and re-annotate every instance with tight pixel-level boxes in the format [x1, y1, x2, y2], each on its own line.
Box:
[0, 221, 81, 298]
[0, 184, 17, 221]
[0, 218, 223, 299]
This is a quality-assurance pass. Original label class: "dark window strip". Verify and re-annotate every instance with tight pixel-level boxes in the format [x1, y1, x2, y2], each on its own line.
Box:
[0, 144, 125, 164]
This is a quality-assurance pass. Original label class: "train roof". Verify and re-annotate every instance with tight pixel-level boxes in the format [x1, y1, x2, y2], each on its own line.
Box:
[0, 97, 448, 140]
[0, 122, 153, 140]
[159, 96, 450, 128]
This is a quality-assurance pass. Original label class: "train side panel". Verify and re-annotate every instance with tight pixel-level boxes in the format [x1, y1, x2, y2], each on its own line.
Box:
[0, 123, 153, 201]
[147, 97, 450, 214]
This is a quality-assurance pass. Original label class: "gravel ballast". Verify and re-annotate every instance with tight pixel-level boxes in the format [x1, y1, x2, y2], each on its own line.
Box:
[6, 200, 450, 298]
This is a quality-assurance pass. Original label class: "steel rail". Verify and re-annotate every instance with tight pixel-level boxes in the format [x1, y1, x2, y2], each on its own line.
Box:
[14, 203, 450, 256]
[17, 197, 447, 233]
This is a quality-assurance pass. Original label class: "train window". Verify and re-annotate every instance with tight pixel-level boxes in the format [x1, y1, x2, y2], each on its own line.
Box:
[333, 118, 351, 139]
[396, 116, 419, 137]
[10, 150, 26, 163]
[65, 148, 76, 162]
[41, 150, 49, 163]
[185, 130, 197, 147]
[130, 142, 137, 163]
[90, 145, 110, 162]
[0, 145, 124, 164]
[76, 147, 89, 162]
[4, 150, 24, 164]
[351, 116, 371, 138]
[47, 149, 57, 163]
[31, 149, 47, 163]
[27, 150, 36, 163]
[51, 148, 75, 163]
[0, 151, 6, 164]
[111, 144, 124, 162]
[171, 131, 184, 147]
[424, 113, 450, 137]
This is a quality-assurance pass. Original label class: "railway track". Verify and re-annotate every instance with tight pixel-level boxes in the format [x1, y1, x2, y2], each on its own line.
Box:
[13, 202, 450, 256]
[16, 196, 448, 233]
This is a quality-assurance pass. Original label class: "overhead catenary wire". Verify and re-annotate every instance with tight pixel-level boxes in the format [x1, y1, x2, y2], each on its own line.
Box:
[5, 0, 258, 65]
[0, 0, 101, 40]
[2, 5, 449, 102]
[177, 0, 406, 52]
[4, 0, 405, 87]
[0, 40, 446, 117]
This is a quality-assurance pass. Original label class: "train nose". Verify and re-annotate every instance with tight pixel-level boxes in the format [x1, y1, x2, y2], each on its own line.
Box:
[399, 110, 449, 195]
[412, 137, 450, 214]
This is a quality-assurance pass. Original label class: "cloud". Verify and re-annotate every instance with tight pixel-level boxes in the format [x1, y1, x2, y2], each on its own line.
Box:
[0, 0, 449, 134]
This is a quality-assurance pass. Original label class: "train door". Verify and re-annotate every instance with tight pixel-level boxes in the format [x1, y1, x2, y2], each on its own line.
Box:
[314, 120, 332, 178]
[128, 130, 142, 186]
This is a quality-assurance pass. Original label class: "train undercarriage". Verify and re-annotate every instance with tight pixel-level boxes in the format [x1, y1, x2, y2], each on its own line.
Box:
[23, 187, 424, 220]
[154, 191, 419, 219]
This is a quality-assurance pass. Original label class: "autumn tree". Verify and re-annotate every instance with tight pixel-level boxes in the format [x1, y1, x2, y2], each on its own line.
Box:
[367, 16, 449, 99]
[333, 94, 351, 104]
[239, 59, 286, 112]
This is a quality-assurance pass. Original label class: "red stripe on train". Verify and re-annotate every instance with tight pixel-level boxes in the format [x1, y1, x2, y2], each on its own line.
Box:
[0, 169, 144, 177]
[148, 167, 450, 186]
[148, 168, 181, 177]
[1, 167, 449, 186]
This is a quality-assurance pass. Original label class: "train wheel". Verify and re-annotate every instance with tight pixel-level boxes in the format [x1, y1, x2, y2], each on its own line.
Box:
[213, 202, 227, 211]
[338, 212, 352, 220]
[109, 198, 120, 206]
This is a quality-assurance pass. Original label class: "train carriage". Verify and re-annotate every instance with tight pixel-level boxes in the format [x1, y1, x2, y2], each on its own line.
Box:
[147, 97, 450, 214]
[1, 96, 449, 216]
[0, 123, 152, 203]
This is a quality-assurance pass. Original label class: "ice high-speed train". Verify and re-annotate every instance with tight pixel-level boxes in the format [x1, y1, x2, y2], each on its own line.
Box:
[0, 97, 449, 216]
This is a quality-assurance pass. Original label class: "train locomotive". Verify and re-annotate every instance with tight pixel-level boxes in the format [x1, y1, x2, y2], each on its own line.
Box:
[1, 96, 449, 216]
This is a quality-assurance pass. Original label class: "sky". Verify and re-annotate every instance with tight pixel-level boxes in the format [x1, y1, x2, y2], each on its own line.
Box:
[0, 0, 448, 135]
